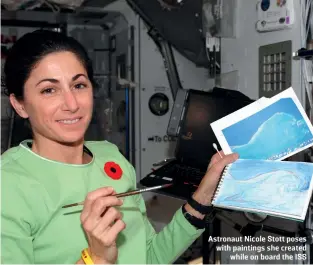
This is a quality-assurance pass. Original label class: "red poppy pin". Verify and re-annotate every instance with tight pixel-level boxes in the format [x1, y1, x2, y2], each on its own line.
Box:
[104, 161, 123, 180]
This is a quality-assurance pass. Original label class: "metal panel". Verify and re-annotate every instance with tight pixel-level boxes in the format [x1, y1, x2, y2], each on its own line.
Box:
[137, 17, 211, 182]
[167, 88, 188, 136]
[126, 0, 209, 67]
[221, 0, 302, 102]
[259, 41, 292, 98]
[107, 25, 132, 159]
[91, 51, 110, 75]
[69, 27, 110, 49]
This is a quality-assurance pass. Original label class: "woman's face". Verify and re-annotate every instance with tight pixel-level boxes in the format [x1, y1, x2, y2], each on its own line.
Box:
[13, 51, 93, 145]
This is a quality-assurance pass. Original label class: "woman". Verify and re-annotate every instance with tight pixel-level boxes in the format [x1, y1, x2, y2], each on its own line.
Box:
[1, 30, 238, 264]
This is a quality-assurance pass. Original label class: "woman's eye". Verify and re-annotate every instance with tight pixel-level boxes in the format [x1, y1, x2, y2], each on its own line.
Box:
[41, 88, 55, 94]
[74, 83, 86, 89]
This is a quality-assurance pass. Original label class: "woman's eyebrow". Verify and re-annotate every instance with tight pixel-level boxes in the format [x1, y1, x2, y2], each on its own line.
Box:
[72, 73, 87, 81]
[35, 74, 87, 87]
[36, 78, 58, 87]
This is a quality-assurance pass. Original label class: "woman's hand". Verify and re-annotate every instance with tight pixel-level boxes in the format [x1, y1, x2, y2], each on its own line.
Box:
[185, 152, 238, 219]
[80, 187, 126, 264]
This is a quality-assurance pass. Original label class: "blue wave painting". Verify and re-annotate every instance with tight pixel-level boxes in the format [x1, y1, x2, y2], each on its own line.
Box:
[222, 98, 313, 160]
[213, 159, 313, 217]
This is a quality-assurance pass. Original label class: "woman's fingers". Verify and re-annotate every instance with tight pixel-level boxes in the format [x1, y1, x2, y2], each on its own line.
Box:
[209, 153, 239, 176]
[207, 150, 225, 171]
[93, 207, 123, 235]
[80, 187, 115, 223]
[81, 196, 123, 232]
[100, 219, 126, 246]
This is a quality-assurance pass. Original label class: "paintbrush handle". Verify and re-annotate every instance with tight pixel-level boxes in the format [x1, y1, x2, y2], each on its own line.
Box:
[116, 184, 169, 197]
[62, 183, 172, 208]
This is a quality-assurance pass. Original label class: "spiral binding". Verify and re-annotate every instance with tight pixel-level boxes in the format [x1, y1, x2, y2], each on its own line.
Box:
[212, 164, 230, 203]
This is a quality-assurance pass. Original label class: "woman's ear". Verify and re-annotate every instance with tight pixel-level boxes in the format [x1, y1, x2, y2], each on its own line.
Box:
[9, 94, 29, 119]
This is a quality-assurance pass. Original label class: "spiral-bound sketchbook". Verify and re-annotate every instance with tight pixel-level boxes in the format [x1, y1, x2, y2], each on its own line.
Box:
[212, 159, 313, 221]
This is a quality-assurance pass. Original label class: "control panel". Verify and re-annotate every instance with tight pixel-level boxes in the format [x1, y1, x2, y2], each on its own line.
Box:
[256, 0, 295, 32]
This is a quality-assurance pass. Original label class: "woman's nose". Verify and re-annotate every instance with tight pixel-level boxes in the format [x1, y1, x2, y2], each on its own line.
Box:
[62, 91, 79, 112]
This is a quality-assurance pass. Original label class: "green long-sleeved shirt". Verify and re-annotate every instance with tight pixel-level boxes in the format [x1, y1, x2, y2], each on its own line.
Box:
[1, 140, 203, 264]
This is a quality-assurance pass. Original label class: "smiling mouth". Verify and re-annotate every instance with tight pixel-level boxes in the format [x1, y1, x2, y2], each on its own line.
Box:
[57, 118, 82, 124]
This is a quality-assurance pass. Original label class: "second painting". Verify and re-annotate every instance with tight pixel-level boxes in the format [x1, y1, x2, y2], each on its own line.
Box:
[211, 87, 313, 161]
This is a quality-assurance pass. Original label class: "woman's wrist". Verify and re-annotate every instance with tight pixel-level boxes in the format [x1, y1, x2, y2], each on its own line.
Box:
[184, 203, 205, 220]
[79, 248, 110, 264]
[184, 188, 214, 220]
[89, 252, 110, 264]
[192, 187, 213, 206]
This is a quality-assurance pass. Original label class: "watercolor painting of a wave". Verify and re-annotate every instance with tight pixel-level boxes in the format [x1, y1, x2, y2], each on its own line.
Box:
[212, 159, 313, 220]
[222, 97, 313, 160]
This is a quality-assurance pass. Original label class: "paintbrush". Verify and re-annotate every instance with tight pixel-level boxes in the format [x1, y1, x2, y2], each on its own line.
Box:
[62, 183, 173, 208]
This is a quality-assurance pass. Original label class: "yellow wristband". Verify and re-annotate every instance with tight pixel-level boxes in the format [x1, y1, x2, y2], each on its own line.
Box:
[81, 248, 94, 264]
